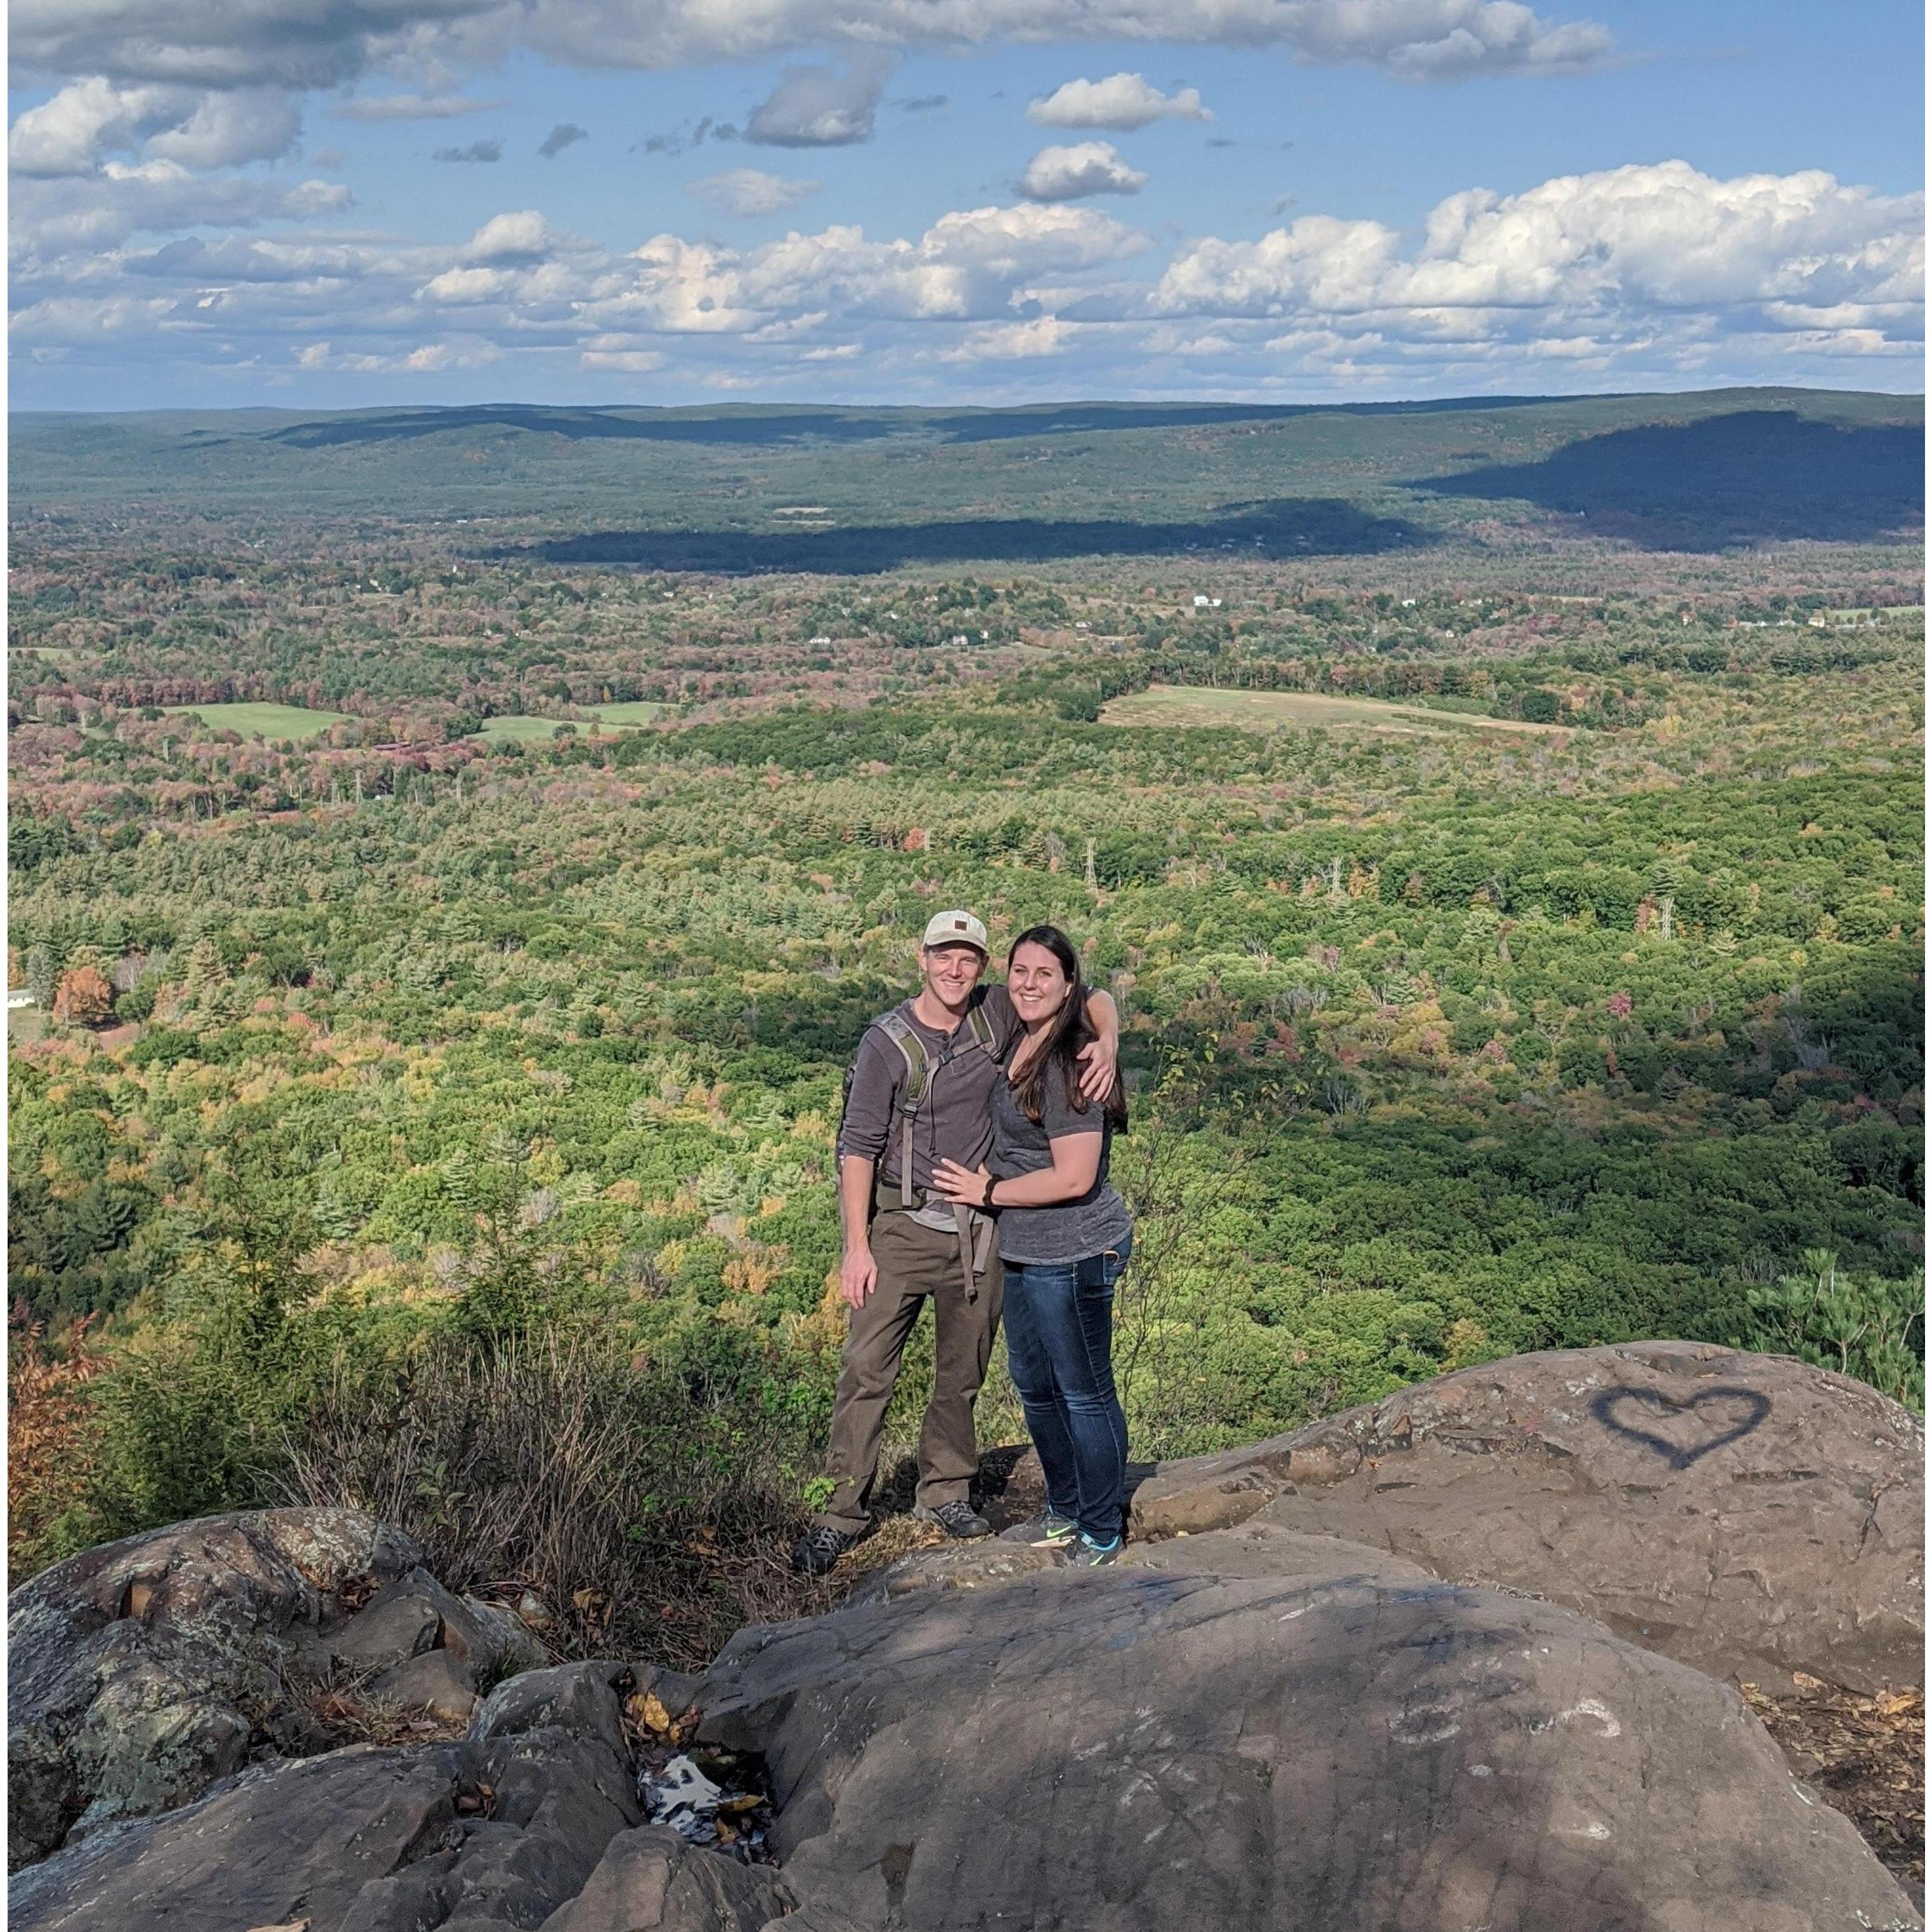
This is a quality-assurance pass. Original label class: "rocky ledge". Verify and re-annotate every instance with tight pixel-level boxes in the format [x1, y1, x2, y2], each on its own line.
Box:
[8, 1344, 1924, 1932]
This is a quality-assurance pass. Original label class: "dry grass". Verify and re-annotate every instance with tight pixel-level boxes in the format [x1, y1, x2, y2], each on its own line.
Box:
[278, 1330, 831, 1669]
[8, 1307, 108, 1581]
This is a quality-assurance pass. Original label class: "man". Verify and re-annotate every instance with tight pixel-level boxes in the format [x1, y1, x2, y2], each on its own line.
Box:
[791, 910, 1119, 1575]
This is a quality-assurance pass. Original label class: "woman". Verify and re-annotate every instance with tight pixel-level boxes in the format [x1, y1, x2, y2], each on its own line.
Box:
[933, 925, 1133, 1566]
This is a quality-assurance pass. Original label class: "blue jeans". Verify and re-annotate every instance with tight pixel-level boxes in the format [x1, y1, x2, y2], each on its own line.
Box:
[1002, 1236, 1132, 1543]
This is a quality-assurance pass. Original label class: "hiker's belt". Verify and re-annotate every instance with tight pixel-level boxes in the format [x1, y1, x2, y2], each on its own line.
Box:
[874, 1176, 994, 1302]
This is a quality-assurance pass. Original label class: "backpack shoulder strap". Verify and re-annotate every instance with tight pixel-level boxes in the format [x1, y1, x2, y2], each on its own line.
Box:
[964, 1002, 997, 1053]
[871, 1011, 931, 1108]
[867, 1011, 930, 1210]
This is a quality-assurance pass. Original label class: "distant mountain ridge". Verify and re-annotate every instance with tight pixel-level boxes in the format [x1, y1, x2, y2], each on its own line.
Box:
[10, 387, 1921, 557]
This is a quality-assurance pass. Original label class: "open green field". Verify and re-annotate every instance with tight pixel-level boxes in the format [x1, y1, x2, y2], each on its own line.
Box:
[474, 715, 571, 743]
[161, 703, 346, 739]
[1101, 684, 1575, 736]
[475, 704, 666, 742]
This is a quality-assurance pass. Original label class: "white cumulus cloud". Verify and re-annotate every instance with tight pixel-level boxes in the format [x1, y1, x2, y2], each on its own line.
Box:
[1028, 73, 1210, 129]
[1154, 160, 1925, 334]
[744, 54, 894, 146]
[1019, 141, 1148, 202]
[460, 209, 555, 261]
[12, 162, 351, 257]
[333, 92, 509, 121]
[143, 88, 301, 167]
[10, 78, 300, 175]
[941, 314, 1078, 359]
[11, 153, 1916, 402]
[686, 169, 821, 218]
[11, 0, 1614, 94]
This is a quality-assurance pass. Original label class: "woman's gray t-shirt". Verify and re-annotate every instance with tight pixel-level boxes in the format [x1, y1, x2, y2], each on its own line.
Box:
[990, 1064, 1133, 1266]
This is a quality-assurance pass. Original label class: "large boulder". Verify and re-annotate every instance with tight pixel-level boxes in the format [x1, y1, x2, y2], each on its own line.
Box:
[7, 1707, 793, 1932]
[7, 1508, 422, 1868]
[701, 1567, 1919, 1932]
[6, 1622, 803, 1932]
[1130, 1342, 1924, 1694]
[8, 1510, 550, 1872]
[8, 1646, 655, 1932]
[540, 1826, 794, 1932]
[8, 1741, 478, 1932]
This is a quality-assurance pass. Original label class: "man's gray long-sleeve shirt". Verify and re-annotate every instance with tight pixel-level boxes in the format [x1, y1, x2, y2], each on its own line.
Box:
[837, 985, 1020, 1193]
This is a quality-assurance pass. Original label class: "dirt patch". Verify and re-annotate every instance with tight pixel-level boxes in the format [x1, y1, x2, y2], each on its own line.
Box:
[1741, 1678, 1924, 1901]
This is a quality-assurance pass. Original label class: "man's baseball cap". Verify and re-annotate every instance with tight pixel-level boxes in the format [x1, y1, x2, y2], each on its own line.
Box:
[921, 909, 989, 952]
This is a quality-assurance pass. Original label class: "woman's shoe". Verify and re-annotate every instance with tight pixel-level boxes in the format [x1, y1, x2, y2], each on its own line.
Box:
[1065, 1532, 1122, 1567]
[997, 1509, 1079, 1547]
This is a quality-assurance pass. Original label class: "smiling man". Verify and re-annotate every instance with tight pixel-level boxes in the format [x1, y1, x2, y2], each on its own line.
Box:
[791, 909, 1119, 1576]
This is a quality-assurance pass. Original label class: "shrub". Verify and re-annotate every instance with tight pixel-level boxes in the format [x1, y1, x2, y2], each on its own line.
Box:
[7, 1311, 107, 1581]
[1738, 1250, 1925, 1411]
[280, 1328, 827, 1667]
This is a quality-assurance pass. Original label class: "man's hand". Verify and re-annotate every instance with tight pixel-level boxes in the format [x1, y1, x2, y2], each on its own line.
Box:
[1075, 1028, 1118, 1105]
[840, 1243, 878, 1310]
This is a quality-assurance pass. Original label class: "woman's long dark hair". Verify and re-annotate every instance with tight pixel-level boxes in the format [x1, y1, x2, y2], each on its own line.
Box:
[1007, 925, 1127, 1130]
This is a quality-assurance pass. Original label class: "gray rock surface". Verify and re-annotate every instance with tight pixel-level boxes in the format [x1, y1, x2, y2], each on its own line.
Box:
[538, 1825, 793, 1932]
[1130, 1341, 1925, 1693]
[847, 1522, 1430, 1603]
[10, 1667, 654, 1932]
[9, 1742, 473, 1932]
[335, 1568, 545, 1679]
[331, 1578, 444, 1671]
[1119, 1519, 1432, 1583]
[373, 1649, 481, 1724]
[10, 1344, 1924, 1931]
[469, 1661, 633, 1760]
[702, 1567, 1921, 1932]
[7, 1508, 422, 1867]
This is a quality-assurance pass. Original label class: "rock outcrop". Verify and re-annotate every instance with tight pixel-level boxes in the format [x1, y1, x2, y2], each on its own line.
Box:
[10, 1643, 800, 1932]
[8, 1345, 1924, 1931]
[7, 1507, 544, 1869]
[702, 1567, 1919, 1932]
[1131, 1340, 1925, 1694]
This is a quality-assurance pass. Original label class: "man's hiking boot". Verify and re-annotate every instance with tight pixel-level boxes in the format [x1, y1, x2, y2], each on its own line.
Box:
[914, 1500, 993, 1540]
[790, 1523, 857, 1576]
[998, 1508, 1079, 1548]
[1064, 1532, 1123, 1568]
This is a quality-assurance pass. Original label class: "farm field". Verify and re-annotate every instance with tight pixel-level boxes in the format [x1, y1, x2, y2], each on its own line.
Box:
[587, 701, 668, 726]
[1102, 685, 1576, 736]
[474, 715, 573, 742]
[160, 702, 347, 739]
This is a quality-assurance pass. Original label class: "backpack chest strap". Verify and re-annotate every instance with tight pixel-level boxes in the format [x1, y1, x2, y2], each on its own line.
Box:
[874, 1004, 997, 1209]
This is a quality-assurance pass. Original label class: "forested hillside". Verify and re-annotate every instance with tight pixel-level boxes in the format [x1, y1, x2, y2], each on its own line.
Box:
[8, 392, 1922, 1661]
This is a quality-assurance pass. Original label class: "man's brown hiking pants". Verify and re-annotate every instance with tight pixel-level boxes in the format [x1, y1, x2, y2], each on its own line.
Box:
[814, 1207, 1003, 1536]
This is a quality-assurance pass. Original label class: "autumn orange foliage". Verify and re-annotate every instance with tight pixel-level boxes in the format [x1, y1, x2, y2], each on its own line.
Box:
[8, 1306, 107, 1579]
[52, 964, 113, 1027]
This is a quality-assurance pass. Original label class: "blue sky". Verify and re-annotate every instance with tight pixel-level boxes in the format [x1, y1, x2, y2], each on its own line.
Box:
[9, 0, 1923, 408]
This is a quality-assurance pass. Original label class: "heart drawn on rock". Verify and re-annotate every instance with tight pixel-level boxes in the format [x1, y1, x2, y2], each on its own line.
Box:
[1589, 1385, 1772, 1470]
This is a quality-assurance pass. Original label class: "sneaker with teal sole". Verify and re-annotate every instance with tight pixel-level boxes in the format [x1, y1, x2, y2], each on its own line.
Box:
[998, 1509, 1079, 1548]
[1065, 1532, 1122, 1567]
